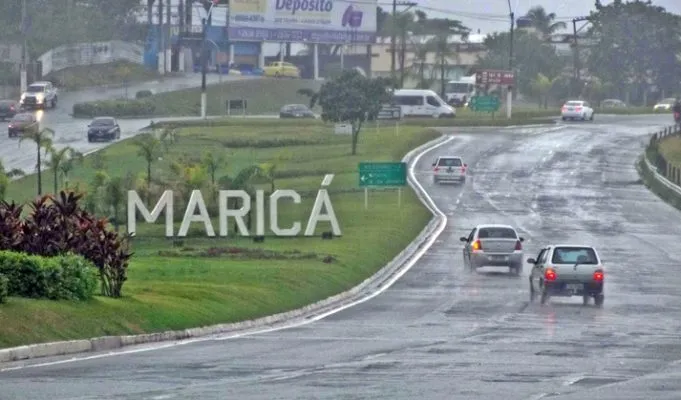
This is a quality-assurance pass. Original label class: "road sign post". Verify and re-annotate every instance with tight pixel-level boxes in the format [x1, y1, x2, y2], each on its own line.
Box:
[358, 161, 407, 209]
[475, 69, 515, 119]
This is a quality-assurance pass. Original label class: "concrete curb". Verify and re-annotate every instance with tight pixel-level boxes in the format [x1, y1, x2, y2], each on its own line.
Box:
[0, 133, 451, 364]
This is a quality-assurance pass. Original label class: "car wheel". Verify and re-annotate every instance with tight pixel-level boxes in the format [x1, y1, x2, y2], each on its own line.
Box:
[582, 295, 590, 305]
[88, 136, 93, 143]
[529, 279, 536, 302]
[433, 176, 439, 184]
[510, 264, 521, 276]
[561, 117, 566, 121]
[594, 294, 604, 307]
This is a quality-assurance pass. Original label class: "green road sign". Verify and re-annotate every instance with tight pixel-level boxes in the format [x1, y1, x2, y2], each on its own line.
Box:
[358, 162, 407, 187]
[469, 95, 501, 112]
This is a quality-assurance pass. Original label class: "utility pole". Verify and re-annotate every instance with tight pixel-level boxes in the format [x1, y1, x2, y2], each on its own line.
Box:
[389, 0, 416, 83]
[571, 16, 590, 98]
[20, 0, 27, 93]
[506, 0, 514, 119]
[201, 0, 218, 118]
[166, 0, 171, 73]
[158, 0, 164, 74]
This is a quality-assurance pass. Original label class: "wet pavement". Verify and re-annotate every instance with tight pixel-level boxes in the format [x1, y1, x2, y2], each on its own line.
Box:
[2, 114, 681, 399]
[0, 73, 258, 173]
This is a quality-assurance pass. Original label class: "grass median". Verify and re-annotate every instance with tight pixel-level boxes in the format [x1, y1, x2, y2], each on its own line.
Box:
[0, 119, 438, 348]
[48, 61, 163, 91]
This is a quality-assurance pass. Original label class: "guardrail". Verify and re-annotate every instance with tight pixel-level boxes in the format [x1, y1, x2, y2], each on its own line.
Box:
[644, 123, 681, 189]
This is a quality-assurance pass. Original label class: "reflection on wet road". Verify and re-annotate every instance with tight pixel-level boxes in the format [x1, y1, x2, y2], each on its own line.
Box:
[2, 114, 681, 399]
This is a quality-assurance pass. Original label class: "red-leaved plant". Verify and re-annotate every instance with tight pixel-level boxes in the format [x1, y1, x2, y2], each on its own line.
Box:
[0, 191, 133, 298]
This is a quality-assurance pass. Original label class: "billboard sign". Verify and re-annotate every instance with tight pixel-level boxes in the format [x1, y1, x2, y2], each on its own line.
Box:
[475, 69, 515, 86]
[228, 0, 377, 44]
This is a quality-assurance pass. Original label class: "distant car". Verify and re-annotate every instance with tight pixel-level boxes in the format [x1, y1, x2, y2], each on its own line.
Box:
[20, 81, 58, 110]
[279, 104, 315, 119]
[527, 244, 605, 306]
[561, 100, 594, 121]
[263, 61, 300, 78]
[432, 155, 467, 184]
[600, 99, 626, 108]
[0, 99, 18, 120]
[460, 224, 525, 275]
[87, 117, 121, 142]
[8, 112, 39, 138]
[654, 98, 676, 111]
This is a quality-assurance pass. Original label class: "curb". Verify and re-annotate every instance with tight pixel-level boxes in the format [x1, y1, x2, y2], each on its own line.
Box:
[0, 133, 452, 364]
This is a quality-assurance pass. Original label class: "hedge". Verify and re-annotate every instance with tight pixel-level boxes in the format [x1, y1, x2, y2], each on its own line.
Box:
[0, 274, 7, 304]
[135, 89, 153, 99]
[72, 99, 156, 118]
[0, 251, 99, 301]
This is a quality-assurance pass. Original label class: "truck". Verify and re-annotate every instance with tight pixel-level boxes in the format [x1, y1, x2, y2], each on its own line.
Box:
[19, 81, 58, 110]
[444, 75, 476, 107]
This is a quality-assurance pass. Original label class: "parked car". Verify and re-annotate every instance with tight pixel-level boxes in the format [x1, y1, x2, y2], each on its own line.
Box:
[653, 98, 676, 111]
[8, 112, 39, 138]
[0, 99, 18, 120]
[19, 81, 58, 110]
[87, 117, 121, 142]
[263, 61, 300, 78]
[279, 104, 315, 118]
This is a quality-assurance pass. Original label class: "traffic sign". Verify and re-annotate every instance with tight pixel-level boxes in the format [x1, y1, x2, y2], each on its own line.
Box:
[376, 105, 402, 120]
[475, 69, 515, 86]
[358, 162, 407, 187]
[469, 95, 501, 112]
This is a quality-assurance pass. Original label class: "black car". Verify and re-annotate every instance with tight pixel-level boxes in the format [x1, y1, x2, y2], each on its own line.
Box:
[87, 117, 121, 142]
[0, 100, 18, 121]
[279, 104, 316, 119]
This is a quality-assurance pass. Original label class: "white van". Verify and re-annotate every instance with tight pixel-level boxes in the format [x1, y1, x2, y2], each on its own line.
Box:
[392, 89, 456, 118]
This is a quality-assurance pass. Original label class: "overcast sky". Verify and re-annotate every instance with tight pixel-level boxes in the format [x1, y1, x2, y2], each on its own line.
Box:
[408, 0, 681, 35]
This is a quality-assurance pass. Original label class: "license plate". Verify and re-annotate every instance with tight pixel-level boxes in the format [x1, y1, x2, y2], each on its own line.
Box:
[565, 283, 583, 290]
[567, 107, 573, 111]
[447, 167, 453, 172]
[490, 255, 508, 261]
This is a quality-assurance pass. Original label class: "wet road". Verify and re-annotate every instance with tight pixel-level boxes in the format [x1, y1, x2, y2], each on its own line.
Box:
[1, 73, 256, 172]
[2, 114, 681, 399]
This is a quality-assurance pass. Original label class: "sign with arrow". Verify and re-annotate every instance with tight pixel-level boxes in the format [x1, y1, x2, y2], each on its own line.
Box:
[358, 162, 407, 187]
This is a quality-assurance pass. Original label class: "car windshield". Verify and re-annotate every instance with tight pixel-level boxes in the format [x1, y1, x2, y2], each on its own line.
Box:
[565, 101, 583, 106]
[478, 227, 517, 239]
[12, 114, 32, 121]
[551, 247, 599, 264]
[91, 118, 114, 126]
[285, 105, 307, 111]
[26, 85, 45, 93]
[437, 158, 462, 167]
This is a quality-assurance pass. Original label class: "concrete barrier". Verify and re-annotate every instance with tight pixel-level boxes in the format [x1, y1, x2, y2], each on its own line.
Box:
[0, 133, 451, 364]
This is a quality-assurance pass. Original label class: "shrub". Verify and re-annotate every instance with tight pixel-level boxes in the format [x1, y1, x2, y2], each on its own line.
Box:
[0, 251, 98, 300]
[72, 99, 156, 118]
[135, 89, 153, 99]
[0, 274, 7, 304]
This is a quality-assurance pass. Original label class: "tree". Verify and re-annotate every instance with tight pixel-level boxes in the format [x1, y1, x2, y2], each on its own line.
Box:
[134, 133, 164, 198]
[58, 150, 84, 189]
[46, 146, 80, 195]
[314, 70, 395, 155]
[19, 127, 54, 197]
[586, 0, 681, 104]
[104, 177, 126, 232]
[529, 73, 559, 108]
[525, 6, 567, 38]
[258, 163, 277, 193]
[0, 160, 24, 202]
[201, 151, 226, 188]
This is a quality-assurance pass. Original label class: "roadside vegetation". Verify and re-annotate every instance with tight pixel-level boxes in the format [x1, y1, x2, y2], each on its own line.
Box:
[638, 125, 681, 211]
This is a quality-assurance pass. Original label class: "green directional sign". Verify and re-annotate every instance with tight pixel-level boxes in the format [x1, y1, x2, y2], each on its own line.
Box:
[358, 162, 407, 187]
[469, 95, 501, 112]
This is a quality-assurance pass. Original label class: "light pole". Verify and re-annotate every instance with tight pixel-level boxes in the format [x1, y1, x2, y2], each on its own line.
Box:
[20, 0, 27, 93]
[506, 0, 514, 119]
[205, 39, 223, 116]
[200, 0, 219, 118]
[571, 16, 591, 98]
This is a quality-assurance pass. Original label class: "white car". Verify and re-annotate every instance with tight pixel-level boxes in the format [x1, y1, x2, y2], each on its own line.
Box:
[653, 98, 676, 111]
[460, 224, 525, 275]
[561, 100, 594, 121]
[432, 155, 466, 184]
[527, 244, 605, 307]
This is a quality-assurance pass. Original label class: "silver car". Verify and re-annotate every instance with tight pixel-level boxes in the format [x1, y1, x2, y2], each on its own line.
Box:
[432, 155, 467, 184]
[460, 224, 524, 275]
[527, 244, 605, 307]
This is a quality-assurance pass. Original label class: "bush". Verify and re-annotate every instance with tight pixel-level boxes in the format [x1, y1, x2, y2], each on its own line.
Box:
[0, 274, 7, 304]
[135, 89, 153, 99]
[72, 99, 156, 118]
[0, 191, 133, 298]
[0, 251, 98, 300]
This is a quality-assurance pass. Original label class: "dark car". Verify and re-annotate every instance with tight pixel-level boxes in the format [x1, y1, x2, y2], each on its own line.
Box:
[0, 100, 18, 121]
[87, 117, 121, 142]
[8, 112, 39, 138]
[279, 104, 316, 119]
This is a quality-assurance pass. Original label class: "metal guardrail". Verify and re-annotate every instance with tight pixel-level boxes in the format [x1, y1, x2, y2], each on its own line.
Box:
[643, 123, 681, 195]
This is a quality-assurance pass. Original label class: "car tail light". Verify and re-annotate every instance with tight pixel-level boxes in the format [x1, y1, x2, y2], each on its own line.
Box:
[460, 166, 466, 173]
[9, 106, 14, 111]
[8, 124, 12, 128]
[593, 270, 604, 282]
[544, 268, 557, 281]
[472, 240, 482, 251]
[514, 240, 522, 250]
[561, 106, 567, 112]
[575, 107, 582, 111]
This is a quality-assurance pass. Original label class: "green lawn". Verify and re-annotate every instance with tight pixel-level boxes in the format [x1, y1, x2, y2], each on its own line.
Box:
[48, 61, 163, 91]
[658, 135, 681, 165]
[0, 119, 438, 348]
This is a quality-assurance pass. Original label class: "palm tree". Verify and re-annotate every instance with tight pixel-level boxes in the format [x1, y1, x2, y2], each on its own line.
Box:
[58, 150, 84, 189]
[425, 18, 469, 99]
[19, 127, 54, 196]
[0, 160, 24, 201]
[525, 6, 567, 38]
[46, 146, 80, 195]
[134, 133, 163, 198]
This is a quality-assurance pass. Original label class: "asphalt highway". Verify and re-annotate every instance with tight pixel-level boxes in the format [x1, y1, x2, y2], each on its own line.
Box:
[1, 73, 255, 173]
[2, 114, 681, 400]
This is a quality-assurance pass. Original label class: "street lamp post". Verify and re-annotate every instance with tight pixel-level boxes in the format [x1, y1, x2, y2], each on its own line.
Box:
[506, 0, 514, 119]
[20, 0, 27, 93]
[205, 39, 223, 116]
[201, 0, 219, 118]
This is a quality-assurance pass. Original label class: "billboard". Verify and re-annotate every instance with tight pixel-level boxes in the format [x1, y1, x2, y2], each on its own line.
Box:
[228, 0, 377, 44]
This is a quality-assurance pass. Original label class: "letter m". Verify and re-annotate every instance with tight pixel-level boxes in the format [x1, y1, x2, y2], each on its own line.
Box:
[127, 190, 174, 237]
